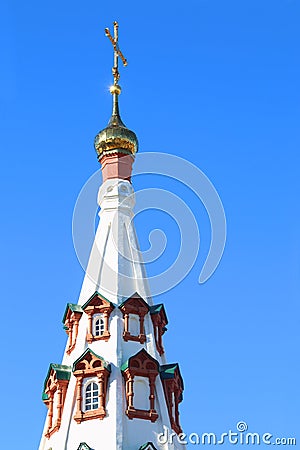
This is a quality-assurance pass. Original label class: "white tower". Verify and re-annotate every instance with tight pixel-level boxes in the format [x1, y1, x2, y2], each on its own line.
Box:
[38, 22, 185, 450]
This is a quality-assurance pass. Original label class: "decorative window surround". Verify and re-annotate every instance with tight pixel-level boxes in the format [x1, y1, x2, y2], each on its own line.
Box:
[160, 363, 184, 435]
[121, 349, 159, 422]
[150, 304, 168, 356]
[82, 291, 114, 343]
[62, 303, 83, 355]
[119, 293, 150, 344]
[42, 364, 71, 438]
[73, 348, 111, 423]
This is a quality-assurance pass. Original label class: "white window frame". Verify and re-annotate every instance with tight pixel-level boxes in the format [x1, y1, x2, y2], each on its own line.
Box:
[93, 313, 105, 337]
[83, 379, 99, 412]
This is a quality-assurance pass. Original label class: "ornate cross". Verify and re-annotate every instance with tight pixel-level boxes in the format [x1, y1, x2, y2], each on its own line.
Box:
[105, 21, 127, 86]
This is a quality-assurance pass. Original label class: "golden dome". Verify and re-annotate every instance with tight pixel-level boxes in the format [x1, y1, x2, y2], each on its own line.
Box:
[94, 88, 138, 160]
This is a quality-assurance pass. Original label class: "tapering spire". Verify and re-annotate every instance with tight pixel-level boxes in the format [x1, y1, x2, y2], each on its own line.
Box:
[38, 21, 186, 450]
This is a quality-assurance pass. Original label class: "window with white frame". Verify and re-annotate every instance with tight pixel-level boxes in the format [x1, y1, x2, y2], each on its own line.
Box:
[93, 314, 105, 337]
[84, 381, 99, 411]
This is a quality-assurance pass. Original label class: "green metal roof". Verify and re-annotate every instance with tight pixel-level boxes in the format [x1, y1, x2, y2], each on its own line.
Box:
[82, 290, 115, 311]
[62, 303, 83, 323]
[77, 443, 91, 450]
[73, 348, 111, 372]
[150, 304, 163, 314]
[121, 349, 159, 372]
[160, 363, 184, 390]
[42, 363, 71, 397]
[139, 442, 157, 450]
[150, 303, 168, 323]
[160, 363, 179, 378]
[121, 359, 129, 371]
[119, 292, 150, 310]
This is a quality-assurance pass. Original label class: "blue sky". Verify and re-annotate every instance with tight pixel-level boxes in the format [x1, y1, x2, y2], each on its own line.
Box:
[0, 0, 299, 448]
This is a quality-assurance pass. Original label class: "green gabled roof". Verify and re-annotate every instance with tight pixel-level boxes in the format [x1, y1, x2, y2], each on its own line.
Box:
[150, 303, 168, 323]
[160, 363, 184, 384]
[73, 348, 111, 372]
[150, 304, 163, 314]
[77, 443, 91, 450]
[43, 363, 71, 396]
[160, 363, 179, 378]
[82, 290, 115, 310]
[139, 442, 157, 450]
[62, 303, 83, 323]
[121, 359, 129, 371]
[42, 392, 49, 401]
[121, 349, 159, 372]
[119, 292, 150, 310]
[160, 363, 184, 400]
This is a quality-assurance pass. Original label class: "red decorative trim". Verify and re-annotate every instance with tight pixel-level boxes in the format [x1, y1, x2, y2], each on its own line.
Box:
[73, 350, 110, 423]
[160, 366, 183, 435]
[64, 310, 82, 355]
[43, 373, 69, 438]
[82, 293, 114, 343]
[119, 294, 149, 344]
[122, 349, 159, 422]
[150, 305, 168, 356]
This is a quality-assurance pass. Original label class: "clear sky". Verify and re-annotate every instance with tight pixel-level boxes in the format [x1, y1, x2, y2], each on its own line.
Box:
[0, 0, 299, 448]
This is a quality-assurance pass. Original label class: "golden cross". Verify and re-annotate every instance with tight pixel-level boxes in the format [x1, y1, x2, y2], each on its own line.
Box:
[105, 21, 127, 86]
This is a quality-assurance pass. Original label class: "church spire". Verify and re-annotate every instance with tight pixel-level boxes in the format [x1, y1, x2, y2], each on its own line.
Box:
[38, 22, 186, 450]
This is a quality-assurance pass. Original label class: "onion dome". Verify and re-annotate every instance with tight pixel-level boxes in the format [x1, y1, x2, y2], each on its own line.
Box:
[94, 85, 138, 161]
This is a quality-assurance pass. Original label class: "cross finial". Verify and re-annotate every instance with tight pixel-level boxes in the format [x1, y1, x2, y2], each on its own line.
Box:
[105, 21, 127, 87]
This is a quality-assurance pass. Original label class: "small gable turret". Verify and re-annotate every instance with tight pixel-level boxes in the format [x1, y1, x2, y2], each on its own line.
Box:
[119, 293, 150, 344]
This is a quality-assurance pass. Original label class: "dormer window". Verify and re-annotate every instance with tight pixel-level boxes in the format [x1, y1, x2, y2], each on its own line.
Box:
[121, 349, 159, 422]
[160, 363, 184, 435]
[73, 348, 111, 423]
[62, 303, 83, 355]
[42, 364, 71, 438]
[119, 293, 150, 344]
[82, 291, 115, 343]
[150, 304, 168, 356]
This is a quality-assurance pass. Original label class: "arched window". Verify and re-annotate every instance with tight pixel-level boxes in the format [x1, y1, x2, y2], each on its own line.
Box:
[94, 315, 105, 336]
[84, 381, 99, 411]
